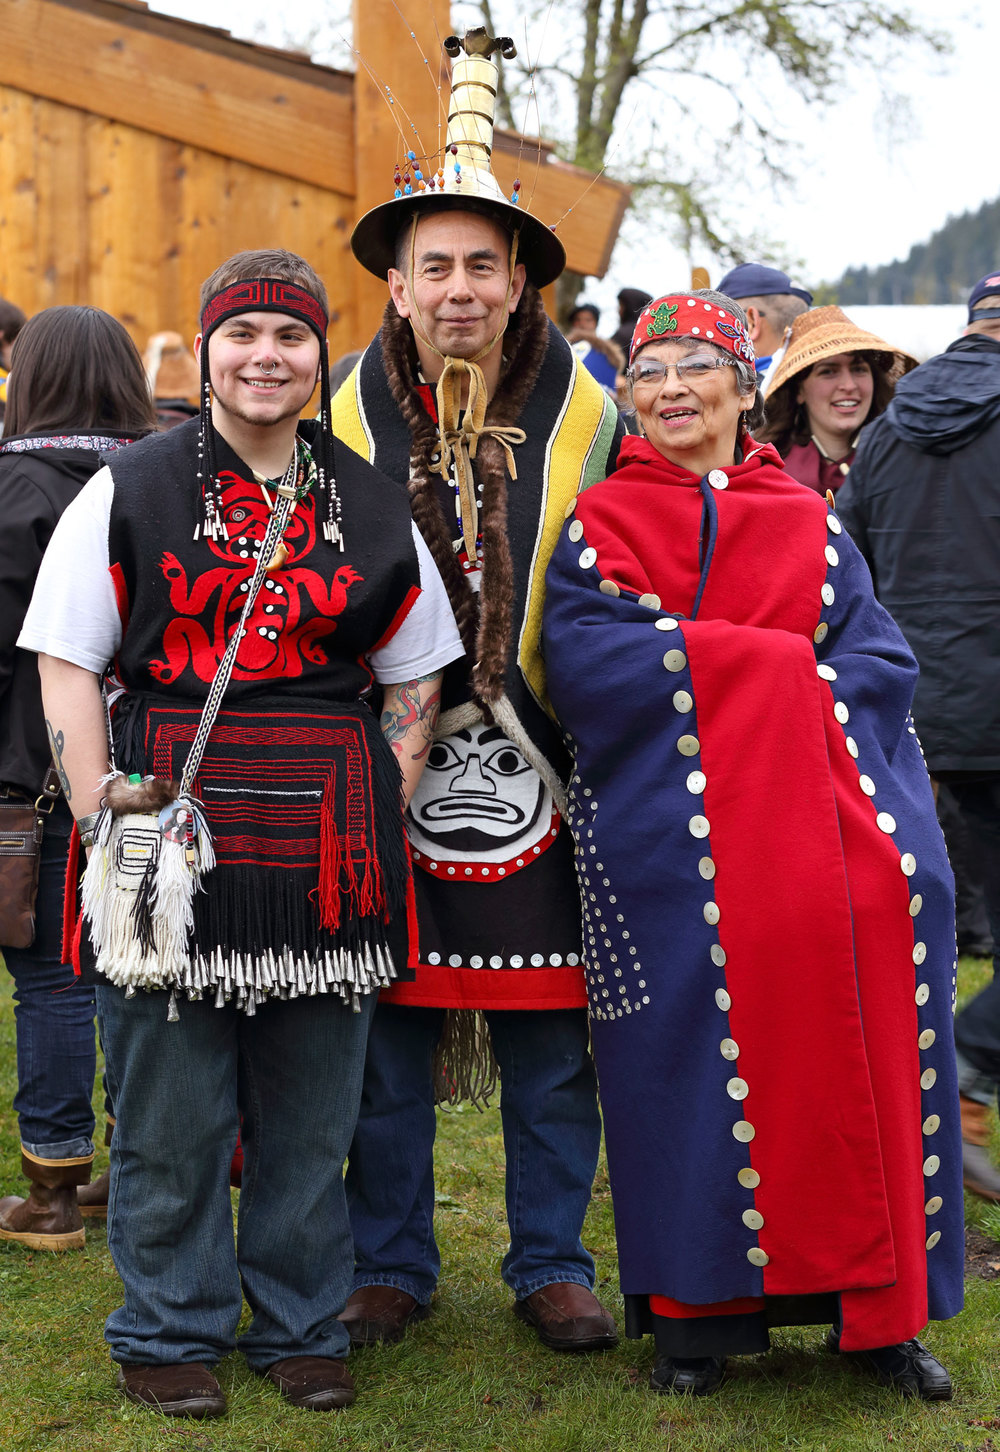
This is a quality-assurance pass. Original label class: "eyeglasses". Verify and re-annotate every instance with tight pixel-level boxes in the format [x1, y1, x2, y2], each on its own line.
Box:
[627, 354, 738, 387]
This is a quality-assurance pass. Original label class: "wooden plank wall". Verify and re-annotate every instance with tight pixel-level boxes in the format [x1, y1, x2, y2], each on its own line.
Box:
[0, 84, 364, 361]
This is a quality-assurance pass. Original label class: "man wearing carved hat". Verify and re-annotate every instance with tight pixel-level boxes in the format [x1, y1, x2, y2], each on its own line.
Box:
[838, 271, 1000, 1207]
[333, 27, 625, 1351]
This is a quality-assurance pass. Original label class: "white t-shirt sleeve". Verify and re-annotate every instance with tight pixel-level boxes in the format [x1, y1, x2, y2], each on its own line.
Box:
[367, 524, 464, 684]
[17, 466, 121, 672]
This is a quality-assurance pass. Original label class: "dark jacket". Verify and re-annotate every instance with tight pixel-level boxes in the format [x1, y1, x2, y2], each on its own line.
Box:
[836, 336, 1000, 773]
[0, 434, 134, 795]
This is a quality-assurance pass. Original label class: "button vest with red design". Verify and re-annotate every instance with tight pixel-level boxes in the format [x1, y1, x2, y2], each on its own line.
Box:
[106, 417, 419, 701]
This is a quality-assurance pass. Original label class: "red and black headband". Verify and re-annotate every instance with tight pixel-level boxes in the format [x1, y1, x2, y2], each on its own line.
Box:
[200, 278, 328, 340]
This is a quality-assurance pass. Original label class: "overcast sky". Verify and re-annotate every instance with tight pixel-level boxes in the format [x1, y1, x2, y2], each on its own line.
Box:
[154, 0, 997, 306]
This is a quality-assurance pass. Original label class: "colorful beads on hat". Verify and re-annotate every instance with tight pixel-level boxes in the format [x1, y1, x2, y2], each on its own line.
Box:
[511, 177, 521, 205]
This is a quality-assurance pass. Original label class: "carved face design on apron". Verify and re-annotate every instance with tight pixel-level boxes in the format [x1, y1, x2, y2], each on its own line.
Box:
[406, 723, 554, 865]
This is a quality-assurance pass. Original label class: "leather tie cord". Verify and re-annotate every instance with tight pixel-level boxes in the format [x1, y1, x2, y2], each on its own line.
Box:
[434, 357, 525, 562]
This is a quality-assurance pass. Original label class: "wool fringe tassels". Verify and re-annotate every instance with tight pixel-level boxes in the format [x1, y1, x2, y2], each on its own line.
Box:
[316, 770, 386, 932]
[81, 775, 214, 992]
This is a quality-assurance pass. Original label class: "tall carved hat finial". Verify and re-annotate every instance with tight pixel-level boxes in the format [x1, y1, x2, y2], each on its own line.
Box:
[350, 25, 565, 288]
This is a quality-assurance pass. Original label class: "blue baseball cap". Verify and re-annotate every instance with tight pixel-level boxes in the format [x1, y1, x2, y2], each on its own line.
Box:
[968, 270, 1000, 321]
[717, 263, 812, 307]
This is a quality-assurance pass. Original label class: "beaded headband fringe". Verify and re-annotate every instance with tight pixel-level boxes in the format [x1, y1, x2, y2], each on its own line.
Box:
[196, 277, 344, 549]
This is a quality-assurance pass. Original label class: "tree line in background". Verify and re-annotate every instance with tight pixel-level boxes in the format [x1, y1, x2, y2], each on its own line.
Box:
[833, 195, 1000, 306]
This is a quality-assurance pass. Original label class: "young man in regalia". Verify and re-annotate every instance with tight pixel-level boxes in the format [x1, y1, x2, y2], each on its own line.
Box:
[19, 249, 462, 1417]
[333, 29, 626, 1351]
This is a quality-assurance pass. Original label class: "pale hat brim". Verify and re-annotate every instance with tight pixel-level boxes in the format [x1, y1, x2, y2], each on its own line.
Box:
[767, 306, 918, 398]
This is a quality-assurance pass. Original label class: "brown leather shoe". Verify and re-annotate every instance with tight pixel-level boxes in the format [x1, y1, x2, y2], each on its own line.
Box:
[338, 1286, 430, 1346]
[117, 1363, 226, 1418]
[265, 1357, 355, 1411]
[514, 1282, 619, 1351]
[77, 1168, 110, 1220]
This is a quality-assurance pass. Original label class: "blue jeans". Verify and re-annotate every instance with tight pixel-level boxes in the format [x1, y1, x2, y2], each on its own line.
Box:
[2, 808, 96, 1160]
[97, 984, 375, 1368]
[345, 1003, 601, 1303]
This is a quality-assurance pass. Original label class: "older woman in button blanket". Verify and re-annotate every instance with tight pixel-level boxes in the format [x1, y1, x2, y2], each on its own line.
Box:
[541, 290, 964, 1400]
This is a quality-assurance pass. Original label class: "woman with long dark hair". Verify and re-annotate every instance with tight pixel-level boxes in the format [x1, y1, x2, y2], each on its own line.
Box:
[0, 306, 156, 1249]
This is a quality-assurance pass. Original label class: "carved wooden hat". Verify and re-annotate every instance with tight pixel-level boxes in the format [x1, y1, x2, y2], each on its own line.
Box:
[351, 28, 566, 289]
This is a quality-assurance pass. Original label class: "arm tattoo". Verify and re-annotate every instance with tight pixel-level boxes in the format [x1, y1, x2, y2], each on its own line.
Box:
[45, 718, 72, 802]
[380, 675, 442, 765]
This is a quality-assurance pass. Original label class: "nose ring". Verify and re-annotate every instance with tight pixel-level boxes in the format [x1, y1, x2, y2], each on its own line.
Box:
[259, 361, 277, 375]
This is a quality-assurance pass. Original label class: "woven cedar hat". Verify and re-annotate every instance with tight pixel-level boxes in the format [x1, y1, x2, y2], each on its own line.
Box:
[767, 306, 917, 398]
[351, 27, 566, 289]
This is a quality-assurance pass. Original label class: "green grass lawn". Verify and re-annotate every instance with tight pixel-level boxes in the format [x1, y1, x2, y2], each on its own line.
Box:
[1, 962, 998, 1452]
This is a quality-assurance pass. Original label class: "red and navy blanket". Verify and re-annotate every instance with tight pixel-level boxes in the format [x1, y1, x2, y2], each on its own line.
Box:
[543, 435, 963, 1351]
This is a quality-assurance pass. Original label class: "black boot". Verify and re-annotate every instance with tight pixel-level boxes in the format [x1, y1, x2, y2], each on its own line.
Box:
[649, 1354, 726, 1395]
[827, 1329, 952, 1400]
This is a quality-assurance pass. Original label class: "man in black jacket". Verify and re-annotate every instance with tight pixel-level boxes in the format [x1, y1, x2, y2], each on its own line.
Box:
[837, 271, 1000, 1203]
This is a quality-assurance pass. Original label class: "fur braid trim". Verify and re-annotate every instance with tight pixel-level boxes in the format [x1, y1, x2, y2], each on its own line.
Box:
[472, 434, 514, 704]
[104, 776, 182, 815]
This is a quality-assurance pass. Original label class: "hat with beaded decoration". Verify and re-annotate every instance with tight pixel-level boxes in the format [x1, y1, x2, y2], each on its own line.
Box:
[350, 27, 566, 289]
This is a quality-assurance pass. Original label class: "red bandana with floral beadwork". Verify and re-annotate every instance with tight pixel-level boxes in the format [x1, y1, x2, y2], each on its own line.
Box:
[630, 295, 756, 368]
